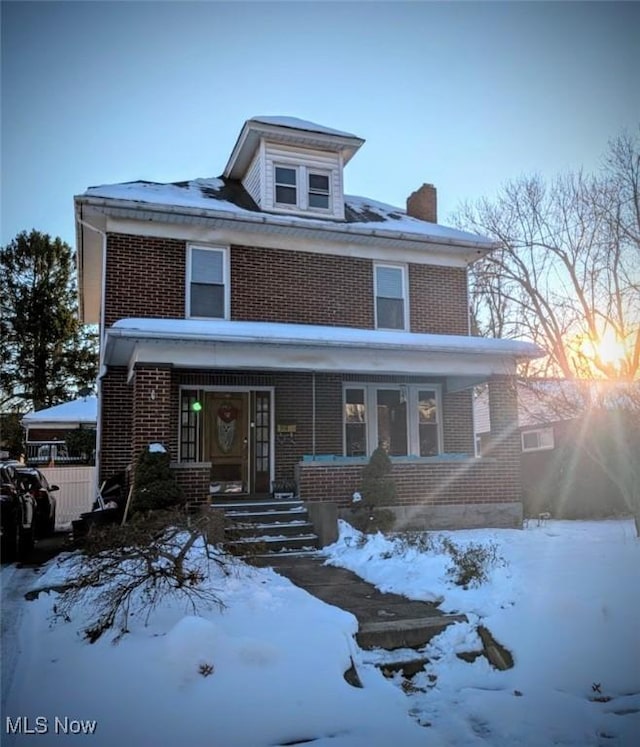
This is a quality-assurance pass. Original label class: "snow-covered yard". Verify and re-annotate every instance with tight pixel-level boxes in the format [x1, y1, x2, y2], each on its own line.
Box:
[2, 519, 639, 746]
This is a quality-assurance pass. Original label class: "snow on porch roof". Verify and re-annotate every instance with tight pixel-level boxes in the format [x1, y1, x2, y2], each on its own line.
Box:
[109, 318, 541, 356]
[105, 319, 542, 377]
[22, 396, 98, 424]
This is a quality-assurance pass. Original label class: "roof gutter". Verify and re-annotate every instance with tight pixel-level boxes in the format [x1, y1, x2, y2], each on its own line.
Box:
[75, 195, 498, 255]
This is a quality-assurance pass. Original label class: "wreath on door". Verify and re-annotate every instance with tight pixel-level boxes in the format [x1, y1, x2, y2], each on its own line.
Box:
[217, 404, 238, 453]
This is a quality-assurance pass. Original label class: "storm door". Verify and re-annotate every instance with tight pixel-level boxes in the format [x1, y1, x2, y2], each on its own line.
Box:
[205, 390, 272, 496]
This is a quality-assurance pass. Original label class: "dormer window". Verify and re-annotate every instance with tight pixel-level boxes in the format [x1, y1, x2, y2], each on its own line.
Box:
[275, 166, 297, 205]
[308, 173, 330, 209]
[274, 164, 332, 212]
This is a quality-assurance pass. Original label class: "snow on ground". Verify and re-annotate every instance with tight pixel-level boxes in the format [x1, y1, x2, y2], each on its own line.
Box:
[1, 519, 639, 746]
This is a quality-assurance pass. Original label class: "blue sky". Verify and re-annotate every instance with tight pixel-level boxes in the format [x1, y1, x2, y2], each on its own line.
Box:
[2, 1, 638, 248]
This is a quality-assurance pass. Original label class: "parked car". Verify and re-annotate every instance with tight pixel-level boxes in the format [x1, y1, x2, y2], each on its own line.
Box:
[0, 461, 58, 562]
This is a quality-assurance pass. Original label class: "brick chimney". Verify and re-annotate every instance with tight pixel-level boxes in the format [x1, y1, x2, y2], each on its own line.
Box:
[406, 183, 437, 223]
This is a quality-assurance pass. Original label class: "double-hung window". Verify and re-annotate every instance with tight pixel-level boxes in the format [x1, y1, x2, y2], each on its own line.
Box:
[188, 246, 228, 319]
[308, 173, 330, 208]
[274, 164, 332, 212]
[344, 384, 442, 457]
[275, 166, 297, 205]
[375, 264, 407, 330]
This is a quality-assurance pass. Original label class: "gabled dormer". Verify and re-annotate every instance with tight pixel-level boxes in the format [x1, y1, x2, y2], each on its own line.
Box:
[223, 116, 364, 221]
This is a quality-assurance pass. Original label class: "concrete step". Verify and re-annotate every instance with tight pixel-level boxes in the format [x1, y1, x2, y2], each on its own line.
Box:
[226, 521, 315, 538]
[224, 508, 308, 523]
[215, 499, 304, 512]
[356, 614, 467, 650]
[219, 498, 319, 555]
[226, 533, 319, 554]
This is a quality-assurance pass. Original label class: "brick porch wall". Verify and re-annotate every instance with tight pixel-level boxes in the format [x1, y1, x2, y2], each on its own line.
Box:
[296, 458, 519, 508]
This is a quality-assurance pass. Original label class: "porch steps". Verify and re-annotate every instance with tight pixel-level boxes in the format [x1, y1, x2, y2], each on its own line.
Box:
[216, 498, 320, 555]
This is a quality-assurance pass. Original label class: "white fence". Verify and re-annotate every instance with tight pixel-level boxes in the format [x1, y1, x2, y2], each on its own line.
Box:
[40, 466, 96, 529]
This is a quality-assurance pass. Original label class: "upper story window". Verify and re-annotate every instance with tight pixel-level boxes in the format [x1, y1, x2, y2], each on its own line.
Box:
[308, 173, 330, 208]
[187, 245, 229, 319]
[275, 166, 297, 205]
[274, 164, 332, 212]
[375, 264, 407, 330]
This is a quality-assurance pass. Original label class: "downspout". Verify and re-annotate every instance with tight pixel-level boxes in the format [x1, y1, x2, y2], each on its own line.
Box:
[311, 372, 316, 458]
[76, 211, 107, 497]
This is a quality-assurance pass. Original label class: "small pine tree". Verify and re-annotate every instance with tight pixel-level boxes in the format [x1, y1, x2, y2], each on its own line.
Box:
[360, 446, 396, 506]
[352, 446, 397, 533]
[131, 445, 184, 514]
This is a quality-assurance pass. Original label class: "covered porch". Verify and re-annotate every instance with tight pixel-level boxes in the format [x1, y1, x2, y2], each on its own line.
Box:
[101, 319, 539, 526]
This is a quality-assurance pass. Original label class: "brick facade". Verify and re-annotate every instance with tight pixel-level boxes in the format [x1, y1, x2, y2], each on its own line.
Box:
[97, 233, 522, 518]
[104, 233, 470, 335]
[105, 234, 186, 327]
[231, 246, 374, 328]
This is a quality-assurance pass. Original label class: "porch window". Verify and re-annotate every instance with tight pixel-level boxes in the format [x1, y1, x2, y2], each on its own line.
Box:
[188, 246, 228, 319]
[344, 384, 442, 457]
[375, 264, 407, 330]
[418, 389, 439, 456]
[376, 389, 408, 456]
[180, 390, 200, 461]
[344, 388, 367, 456]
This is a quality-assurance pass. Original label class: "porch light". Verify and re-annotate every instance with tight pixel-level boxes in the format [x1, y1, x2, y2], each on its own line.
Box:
[191, 401, 202, 413]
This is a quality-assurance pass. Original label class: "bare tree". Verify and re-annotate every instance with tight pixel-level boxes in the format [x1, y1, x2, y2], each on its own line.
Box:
[457, 129, 640, 532]
[457, 128, 639, 382]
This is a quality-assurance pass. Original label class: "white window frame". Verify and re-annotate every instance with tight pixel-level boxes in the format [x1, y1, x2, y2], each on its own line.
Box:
[186, 244, 230, 320]
[521, 427, 555, 452]
[343, 383, 443, 458]
[374, 263, 409, 331]
[273, 163, 332, 213]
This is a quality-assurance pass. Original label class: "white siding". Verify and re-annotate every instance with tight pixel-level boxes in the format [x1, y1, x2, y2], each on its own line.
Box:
[263, 142, 344, 219]
[40, 466, 96, 529]
[242, 150, 262, 207]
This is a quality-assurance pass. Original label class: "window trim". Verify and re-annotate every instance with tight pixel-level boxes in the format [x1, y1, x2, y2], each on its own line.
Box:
[186, 244, 230, 320]
[521, 427, 555, 452]
[343, 383, 442, 458]
[374, 263, 409, 331]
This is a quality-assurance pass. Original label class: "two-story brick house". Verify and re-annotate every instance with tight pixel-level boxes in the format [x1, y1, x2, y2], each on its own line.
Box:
[75, 116, 540, 531]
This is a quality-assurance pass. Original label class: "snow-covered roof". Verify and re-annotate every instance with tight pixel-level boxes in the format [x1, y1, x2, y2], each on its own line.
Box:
[82, 177, 496, 249]
[109, 318, 540, 357]
[22, 396, 97, 425]
[249, 115, 360, 139]
[104, 318, 542, 383]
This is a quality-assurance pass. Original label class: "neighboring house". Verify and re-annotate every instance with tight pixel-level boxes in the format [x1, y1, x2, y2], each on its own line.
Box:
[475, 382, 628, 518]
[22, 396, 98, 464]
[74, 115, 539, 530]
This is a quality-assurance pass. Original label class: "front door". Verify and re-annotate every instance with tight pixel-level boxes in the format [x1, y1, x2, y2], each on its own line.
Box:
[205, 390, 272, 496]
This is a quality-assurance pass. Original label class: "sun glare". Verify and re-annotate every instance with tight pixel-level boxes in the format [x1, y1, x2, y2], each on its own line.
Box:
[593, 329, 627, 366]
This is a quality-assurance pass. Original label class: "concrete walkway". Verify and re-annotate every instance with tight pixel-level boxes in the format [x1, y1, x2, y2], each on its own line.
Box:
[257, 555, 466, 650]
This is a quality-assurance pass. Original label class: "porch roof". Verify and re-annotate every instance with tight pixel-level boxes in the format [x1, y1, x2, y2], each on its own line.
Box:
[105, 319, 542, 389]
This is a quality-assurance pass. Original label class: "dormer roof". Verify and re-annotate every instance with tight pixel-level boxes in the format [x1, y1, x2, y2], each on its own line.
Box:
[223, 115, 365, 180]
